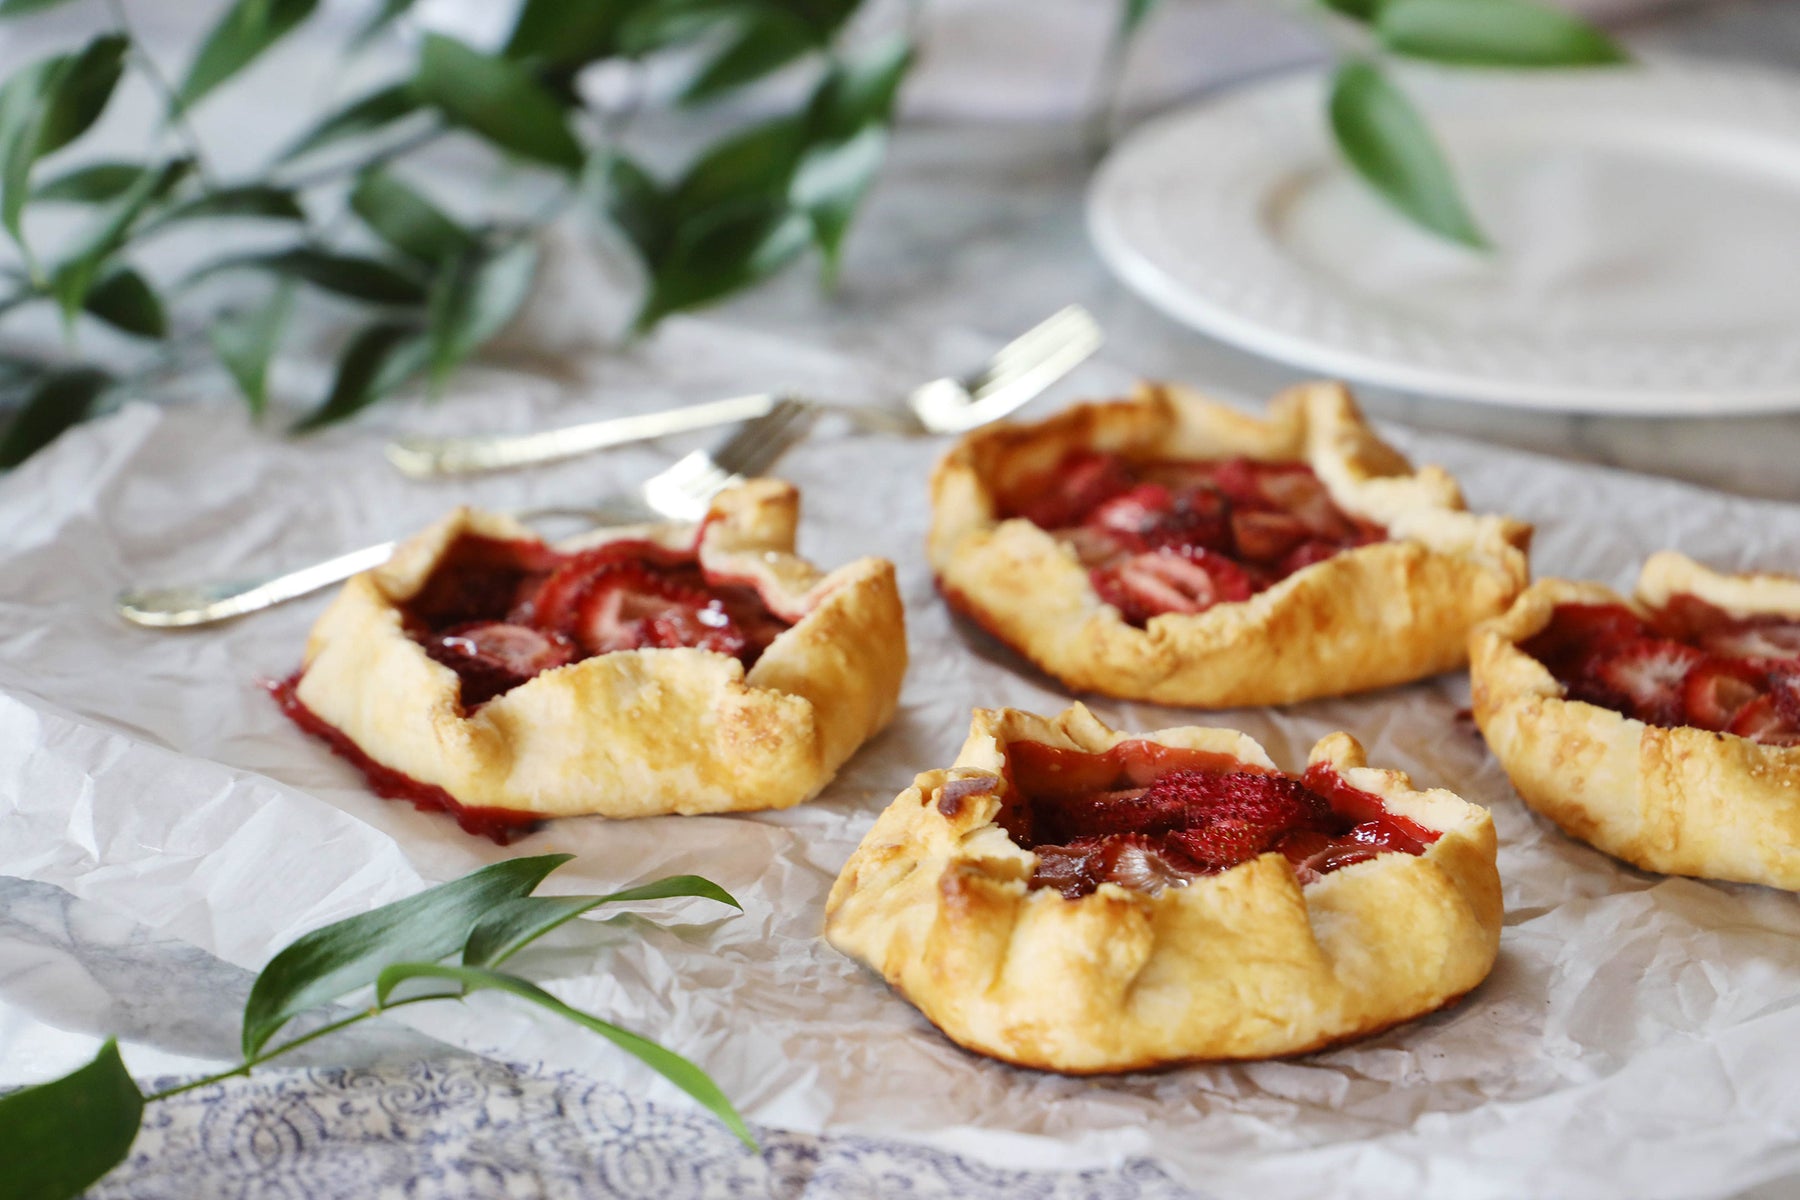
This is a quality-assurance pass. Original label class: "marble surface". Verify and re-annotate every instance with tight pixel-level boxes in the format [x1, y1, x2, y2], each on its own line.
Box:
[4, 1, 1800, 1197]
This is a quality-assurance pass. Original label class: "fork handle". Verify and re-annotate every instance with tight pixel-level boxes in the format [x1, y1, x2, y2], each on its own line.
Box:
[117, 541, 398, 628]
[385, 393, 781, 478]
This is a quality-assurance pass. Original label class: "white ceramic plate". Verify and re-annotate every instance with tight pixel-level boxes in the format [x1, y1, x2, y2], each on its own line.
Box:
[1088, 63, 1800, 415]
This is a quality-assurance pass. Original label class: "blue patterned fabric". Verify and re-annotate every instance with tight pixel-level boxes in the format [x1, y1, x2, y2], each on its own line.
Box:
[93, 1060, 1211, 1199]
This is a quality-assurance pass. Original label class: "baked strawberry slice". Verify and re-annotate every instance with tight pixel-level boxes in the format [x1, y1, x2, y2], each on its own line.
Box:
[1013, 450, 1135, 529]
[1681, 658, 1765, 730]
[1726, 694, 1800, 746]
[574, 563, 747, 658]
[1275, 539, 1345, 579]
[1091, 549, 1254, 625]
[1519, 603, 1654, 675]
[1699, 620, 1800, 666]
[1589, 638, 1705, 726]
[1086, 484, 1176, 546]
[1229, 509, 1310, 564]
[423, 621, 577, 706]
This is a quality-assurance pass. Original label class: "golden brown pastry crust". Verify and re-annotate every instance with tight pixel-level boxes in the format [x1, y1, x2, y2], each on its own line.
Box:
[927, 381, 1531, 707]
[824, 705, 1502, 1073]
[1470, 552, 1800, 889]
[295, 480, 907, 819]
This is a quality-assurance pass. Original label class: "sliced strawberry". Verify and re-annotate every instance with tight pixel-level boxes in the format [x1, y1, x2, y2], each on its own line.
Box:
[1681, 658, 1765, 730]
[1012, 450, 1135, 529]
[1650, 593, 1735, 639]
[1086, 484, 1176, 544]
[1590, 638, 1705, 726]
[1094, 835, 1205, 894]
[1276, 539, 1344, 579]
[1519, 603, 1654, 676]
[512, 544, 644, 630]
[1208, 457, 1274, 506]
[1229, 509, 1310, 564]
[422, 621, 576, 706]
[1700, 620, 1800, 666]
[573, 563, 749, 659]
[1085, 483, 1230, 556]
[1726, 694, 1800, 746]
[1091, 549, 1253, 625]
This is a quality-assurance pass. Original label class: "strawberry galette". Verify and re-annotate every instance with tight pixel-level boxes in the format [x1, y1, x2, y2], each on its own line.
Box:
[1472, 552, 1800, 889]
[929, 381, 1531, 706]
[280, 481, 906, 839]
[824, 705, 1501, 1072]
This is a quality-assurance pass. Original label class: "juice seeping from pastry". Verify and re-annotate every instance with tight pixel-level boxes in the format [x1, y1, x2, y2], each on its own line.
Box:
[273, 530, 797, 842]
[1003, 451, 1388, 624]
[996, 739, 1438, 897]
[1521, 595, 1800, 743]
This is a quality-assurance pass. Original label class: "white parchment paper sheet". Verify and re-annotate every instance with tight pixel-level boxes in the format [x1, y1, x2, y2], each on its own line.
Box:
[2, 320, 1797, 1200]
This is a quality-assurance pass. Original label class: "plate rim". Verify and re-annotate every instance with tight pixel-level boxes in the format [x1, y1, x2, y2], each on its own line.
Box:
[1087, 60, 1800, 417]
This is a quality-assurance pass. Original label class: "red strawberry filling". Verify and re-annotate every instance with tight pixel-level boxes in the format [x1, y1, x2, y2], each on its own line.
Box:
[1521, 596, 1800, 744]
[1000, 739, 1438, 898]
[405, 534, 793, 710]
[1001, 451, 1385, 627]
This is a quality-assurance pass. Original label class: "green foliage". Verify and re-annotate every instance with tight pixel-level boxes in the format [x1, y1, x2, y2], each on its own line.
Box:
[178, 0, 319, 108]
[0, 1040, 143, 1200]
[0, 365, 111, 468]
[0, 856, 749, 1198]
[1376, 0, 1629, 68]
[1328, 60, 1487, 248]
[0, 0, 909, 467]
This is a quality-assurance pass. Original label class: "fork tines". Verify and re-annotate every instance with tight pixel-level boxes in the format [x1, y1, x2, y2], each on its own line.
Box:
[963, 305, 1103, 403]
[643, 397, 816, 521]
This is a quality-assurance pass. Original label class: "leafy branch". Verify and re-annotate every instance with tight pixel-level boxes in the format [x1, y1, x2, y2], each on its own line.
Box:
[0, 854, 751, 1199]
[1115, 0, 1628, 247]
[0, 0, 911, 466]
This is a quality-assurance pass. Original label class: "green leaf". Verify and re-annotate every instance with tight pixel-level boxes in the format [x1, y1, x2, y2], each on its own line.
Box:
[210, 282, 293, 415]
[0, 1040, 143, 1198]
[49, 158, 190, 324]
[637, 202, 809, 329]
[806, 35, 911, 140]
[672, 116, 807, 219]
[1318, 0, 1379, 20]
[413, 34, 583, 170]
[374, 962, 756, 1149]
[33, 160, 142, 204]
[463, 875, 741, 968]
[294, 319, 429, 431]
[191, 248, 427, 305]
[84, 267, 166, 338]
[1328, 60, 1486, 249]
[0, 35, 128, 254]
[790, 124, 884, 277]
[587, 151, 668, 263]
[351, 0, 416, 48]
[240, 854, 571, 1056]
[0, 0, 89, 14]
[178, 0, 321, 109]
[1377, 0, 1628, 67]
[682, 8, 819, 106]
[424, 239, 537, 383]
[35, 34, 127, 157]
[275, 82, 421, 165]
[1120, 0, 1160, 38]
[349, 168, 472, 264]
[504, 0, 624, 69]
[141, 184, 304, 234]
[0, 365, 111, 469]
[792, 37, 912, 272]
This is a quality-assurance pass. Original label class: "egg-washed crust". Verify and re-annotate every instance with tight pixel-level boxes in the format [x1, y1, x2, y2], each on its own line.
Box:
[823, 704, 1501, 1073]
[927, 381, 1532, 707]
[1470, 552, 1800, 889]
[294, 480, 907, 819]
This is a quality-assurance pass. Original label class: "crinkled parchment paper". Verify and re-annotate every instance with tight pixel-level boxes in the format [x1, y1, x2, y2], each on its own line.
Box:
[2, 321, 1797, 1200]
